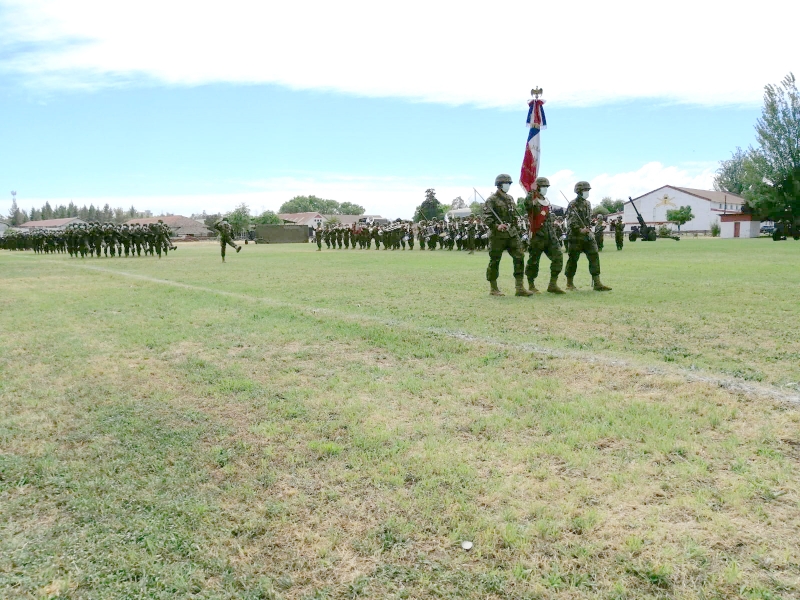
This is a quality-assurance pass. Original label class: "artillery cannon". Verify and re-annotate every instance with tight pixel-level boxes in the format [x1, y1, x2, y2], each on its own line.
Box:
[627, 197, 658, 242]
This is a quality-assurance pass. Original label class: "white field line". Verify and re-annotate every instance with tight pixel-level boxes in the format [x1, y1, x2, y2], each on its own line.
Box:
[21, 257, 800, 405]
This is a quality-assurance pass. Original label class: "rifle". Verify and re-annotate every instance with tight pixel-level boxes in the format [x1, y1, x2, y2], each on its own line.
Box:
[561, 190, 592, 235]
[475, 187, 518, 231]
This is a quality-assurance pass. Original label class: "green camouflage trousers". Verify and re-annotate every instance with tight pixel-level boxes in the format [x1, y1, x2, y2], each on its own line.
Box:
[486, 234, 524, 282]
[565, 235, 600, 278]
[525, 234, 563, 282]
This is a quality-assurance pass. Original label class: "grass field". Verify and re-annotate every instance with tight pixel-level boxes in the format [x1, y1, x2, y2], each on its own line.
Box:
[1, 238, 799, 599]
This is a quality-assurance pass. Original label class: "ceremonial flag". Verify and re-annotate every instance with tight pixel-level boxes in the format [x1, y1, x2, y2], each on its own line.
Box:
[519, 98, 546, 193]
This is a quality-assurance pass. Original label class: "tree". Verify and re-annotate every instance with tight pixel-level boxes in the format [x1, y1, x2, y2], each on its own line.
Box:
[7, 198, 22, 226]
[413, 188, 445, 222]
[337, 202, 365, 215]
[279, 195, 340, 215]
[666, 205, 695, 231]
[592, 205, 610, 216]
[253, 210, 282, 225]
[599, 197, 625, 213]
[203, 213, 222, 228]
[469, 200, 484, 216]
[733, 73, 800, 220]
[713, 147, 748, 195]
[451, 196, 466, 210]
[225, 203, 252, 236]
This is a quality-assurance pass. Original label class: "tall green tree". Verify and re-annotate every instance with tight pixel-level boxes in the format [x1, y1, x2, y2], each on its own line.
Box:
[225, 203, 252, 236]
[666, 205, 695, 231]
[713, 147, 748, 195]
[253, 210, 282, 225]
[599, 197, 625, 213]
[337, 202, 365, 215]
[729, 73, 800, 220]
[469, 200, 484, 216]
[413, 188, 445, 222]
[7, 198, 23, 225]
[279, 195, 340, 215]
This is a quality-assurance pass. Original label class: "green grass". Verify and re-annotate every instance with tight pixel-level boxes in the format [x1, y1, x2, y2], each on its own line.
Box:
[1, 239, 799, 599]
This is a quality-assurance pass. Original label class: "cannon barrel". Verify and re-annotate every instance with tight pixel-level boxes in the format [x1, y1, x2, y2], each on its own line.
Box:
[627, 197, 648, 229]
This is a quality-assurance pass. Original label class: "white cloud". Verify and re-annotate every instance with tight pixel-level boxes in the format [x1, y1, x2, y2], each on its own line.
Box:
[1, 0, 795, 107]
[589, 162, 716, 201]
[0, 163, 717, 220]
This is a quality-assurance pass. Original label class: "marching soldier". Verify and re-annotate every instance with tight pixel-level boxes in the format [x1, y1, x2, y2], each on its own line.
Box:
[315, 224, 323, 251]
[484, 174, 533, 297]
[524, 176, 565, 294]
[565, 182, 611, 291]
[213, 217, 242, 262]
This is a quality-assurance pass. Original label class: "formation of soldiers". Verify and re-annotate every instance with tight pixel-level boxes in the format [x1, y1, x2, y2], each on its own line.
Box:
[315, 220, 496, 252]
[0, 221, 176, 258]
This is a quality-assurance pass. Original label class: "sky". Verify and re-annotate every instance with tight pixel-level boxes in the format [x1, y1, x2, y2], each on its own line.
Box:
[0, 0, 796, 220]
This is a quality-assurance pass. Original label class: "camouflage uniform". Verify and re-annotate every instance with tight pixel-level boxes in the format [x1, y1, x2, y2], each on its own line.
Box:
[523, 178, 564, 294]
[214, 218, 241, 262]
[594, 218, 606, 251]
[564, 182, 611, 291]
[484, 174, 532, 296]
[614, 218, 624, 250]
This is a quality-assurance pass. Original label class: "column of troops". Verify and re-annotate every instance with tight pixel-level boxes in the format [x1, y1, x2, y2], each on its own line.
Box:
[0, 221, 177, 258]
[314, 219, 501, 253]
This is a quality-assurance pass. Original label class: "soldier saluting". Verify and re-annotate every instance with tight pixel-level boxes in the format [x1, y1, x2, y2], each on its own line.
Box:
[484, 174, 534, 297]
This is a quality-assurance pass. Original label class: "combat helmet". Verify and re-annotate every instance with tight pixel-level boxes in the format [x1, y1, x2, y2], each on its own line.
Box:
[535, 176, 550, 188]
[495, 174, 513, 187]
[574, 181, 591, 194]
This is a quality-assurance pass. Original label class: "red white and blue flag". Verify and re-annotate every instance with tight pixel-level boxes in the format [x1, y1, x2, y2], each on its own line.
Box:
[520, 98, 546, 193]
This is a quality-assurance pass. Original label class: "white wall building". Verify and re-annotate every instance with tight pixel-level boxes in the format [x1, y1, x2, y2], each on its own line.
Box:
[624, 186, 746, 233]
[719, 213, 761, 238]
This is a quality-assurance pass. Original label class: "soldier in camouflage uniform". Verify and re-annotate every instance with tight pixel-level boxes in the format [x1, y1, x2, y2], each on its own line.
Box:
[565, 182, 611, 291]
[315, 225, 323, 251]
[594, 217, 606, 251]
[213, 217, 242, 262]
[614, 216, 624, 250]
[484, 174, 534, 297]
[524, 177, 565, 294]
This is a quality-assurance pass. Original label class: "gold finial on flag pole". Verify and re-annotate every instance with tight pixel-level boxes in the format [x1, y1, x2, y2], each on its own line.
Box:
[531, 87, 543, 99]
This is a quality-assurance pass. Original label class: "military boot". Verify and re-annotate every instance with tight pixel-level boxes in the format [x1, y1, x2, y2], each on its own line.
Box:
[566, 277, 578, 291]
[515, 278, 535, 297]
[236, 245, 242, 253]
[527, 280, 542, 294]
[489, 280, 504, 297]
[547, 276, 565, 294]
[592, 276, 612, 291]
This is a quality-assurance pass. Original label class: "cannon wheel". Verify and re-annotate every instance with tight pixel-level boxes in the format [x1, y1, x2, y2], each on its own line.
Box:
[629, 232, 638, 242]
[646, 229, 657, 241]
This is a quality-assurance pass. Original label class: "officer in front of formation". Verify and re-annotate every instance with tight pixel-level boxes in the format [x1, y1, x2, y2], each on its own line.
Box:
[484, 174, 534, 297]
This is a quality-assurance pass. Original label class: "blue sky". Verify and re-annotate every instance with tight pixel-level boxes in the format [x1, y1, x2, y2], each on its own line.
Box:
[0, 0, 793, 219]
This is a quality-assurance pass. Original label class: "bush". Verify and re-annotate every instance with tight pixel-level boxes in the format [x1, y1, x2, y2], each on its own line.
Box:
[657, 225, 672, 237]
[710, 221, 721, 237]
